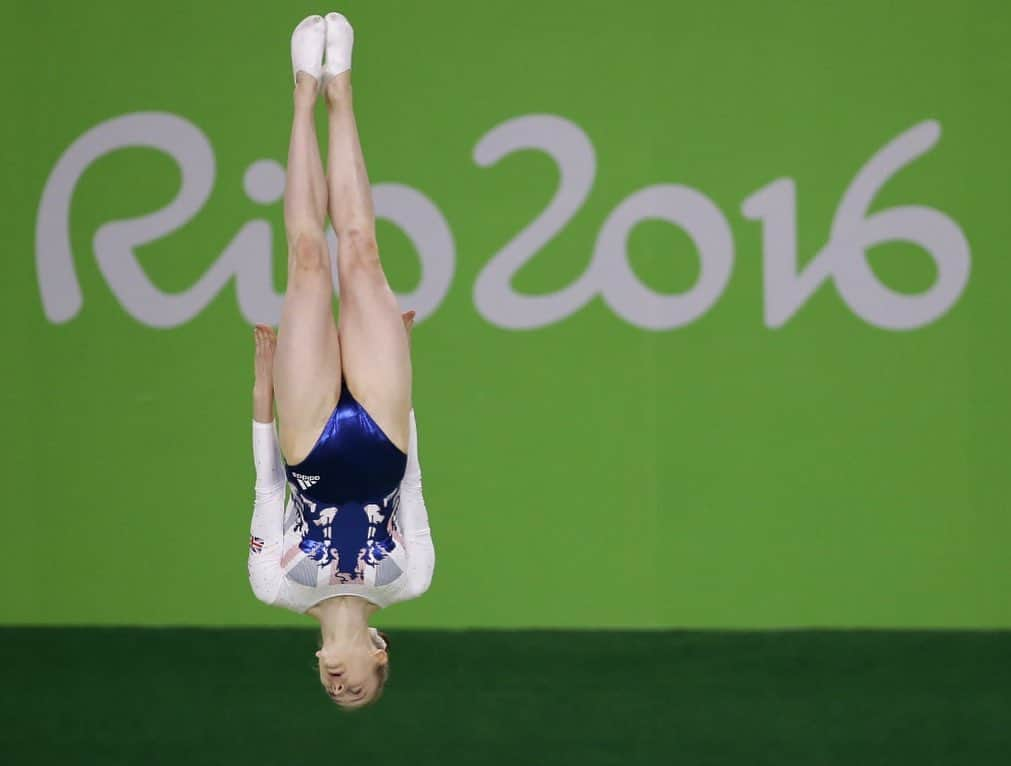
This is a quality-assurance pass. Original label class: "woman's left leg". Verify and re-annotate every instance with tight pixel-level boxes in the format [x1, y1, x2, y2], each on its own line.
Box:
[322, 15, 410, 452]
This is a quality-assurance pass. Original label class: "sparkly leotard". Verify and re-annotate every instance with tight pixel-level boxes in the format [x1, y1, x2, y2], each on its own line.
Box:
[246, 396, 433, 613]
[284, 382, 407, 581]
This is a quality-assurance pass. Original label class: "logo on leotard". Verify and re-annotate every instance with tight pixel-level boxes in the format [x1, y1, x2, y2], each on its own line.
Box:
[292, 472, 320, 490]
[291, 489, 400, 582]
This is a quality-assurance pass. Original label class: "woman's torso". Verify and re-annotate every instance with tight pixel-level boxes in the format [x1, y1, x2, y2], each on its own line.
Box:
[280, 383, 408, 603]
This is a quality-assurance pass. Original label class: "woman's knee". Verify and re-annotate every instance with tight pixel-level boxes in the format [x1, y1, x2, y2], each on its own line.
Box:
[338, 227, 380, 265]
[290, 233, 330, 274]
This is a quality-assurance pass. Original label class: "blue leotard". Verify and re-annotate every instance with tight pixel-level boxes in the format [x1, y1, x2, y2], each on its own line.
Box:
[284, 383, 407, 582]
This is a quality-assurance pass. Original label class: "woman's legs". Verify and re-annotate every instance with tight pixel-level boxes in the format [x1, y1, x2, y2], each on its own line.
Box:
[324, 68, 411, 452]
[273, 19, 342, 464]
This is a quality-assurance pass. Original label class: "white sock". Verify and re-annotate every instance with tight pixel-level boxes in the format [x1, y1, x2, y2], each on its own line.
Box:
[291, 15, 326, 85]
[323, 12, 354, 81]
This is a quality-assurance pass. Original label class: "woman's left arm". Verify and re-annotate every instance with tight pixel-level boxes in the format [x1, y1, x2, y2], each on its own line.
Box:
[398, 410, 435, 598]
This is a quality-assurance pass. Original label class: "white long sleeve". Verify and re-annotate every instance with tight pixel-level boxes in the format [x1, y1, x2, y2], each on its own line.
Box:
[398, 410, 435, 598]
[247, 420, 287, 606]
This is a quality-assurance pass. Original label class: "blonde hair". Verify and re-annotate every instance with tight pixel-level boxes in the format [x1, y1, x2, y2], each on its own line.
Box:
[361, 630, 390, 707]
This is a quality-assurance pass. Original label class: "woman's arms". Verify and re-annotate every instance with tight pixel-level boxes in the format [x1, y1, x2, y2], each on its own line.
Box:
[398, 410, 435, 598]
[247, 420, 287, 605]
[248, 325, 287, 605]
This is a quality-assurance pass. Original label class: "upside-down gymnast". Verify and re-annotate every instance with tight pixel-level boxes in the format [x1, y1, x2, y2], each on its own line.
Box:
[246, 12, 434, 709]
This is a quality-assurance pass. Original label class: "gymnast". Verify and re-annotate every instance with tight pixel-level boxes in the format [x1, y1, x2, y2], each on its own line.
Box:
[246, 12, 434, 709]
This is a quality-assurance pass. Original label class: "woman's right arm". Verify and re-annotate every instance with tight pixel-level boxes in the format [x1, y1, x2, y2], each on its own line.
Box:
[247, 419, 287, 605]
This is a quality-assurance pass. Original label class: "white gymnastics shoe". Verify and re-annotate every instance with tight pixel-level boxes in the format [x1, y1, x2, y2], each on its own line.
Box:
[322, 12, 354, 82]
[291, 14, 326, 85]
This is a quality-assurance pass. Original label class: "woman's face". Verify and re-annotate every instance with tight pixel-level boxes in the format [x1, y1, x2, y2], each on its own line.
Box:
[316, 643, 386, 708]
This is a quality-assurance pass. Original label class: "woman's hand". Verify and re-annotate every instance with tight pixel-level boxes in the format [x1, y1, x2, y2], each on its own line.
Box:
[253, 324, 277, 423]
[402, 311, 414, 349]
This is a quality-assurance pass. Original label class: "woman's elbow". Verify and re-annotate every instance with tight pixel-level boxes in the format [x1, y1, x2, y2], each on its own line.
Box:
[247, 565, 280, 606]
[406, 562, 435, 599]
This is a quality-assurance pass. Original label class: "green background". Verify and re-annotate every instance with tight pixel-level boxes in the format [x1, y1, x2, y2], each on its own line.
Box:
[3, 0, 1008, 628]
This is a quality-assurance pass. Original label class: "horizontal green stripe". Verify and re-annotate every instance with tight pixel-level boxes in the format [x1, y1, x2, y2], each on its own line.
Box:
[3, 629, 1009, 765]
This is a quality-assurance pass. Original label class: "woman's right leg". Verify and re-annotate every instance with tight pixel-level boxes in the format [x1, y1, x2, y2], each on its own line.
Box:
[273, 17, 342, 465]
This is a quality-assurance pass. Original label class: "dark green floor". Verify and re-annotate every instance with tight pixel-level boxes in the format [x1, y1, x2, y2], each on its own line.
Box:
[1, 629, 1009, 765]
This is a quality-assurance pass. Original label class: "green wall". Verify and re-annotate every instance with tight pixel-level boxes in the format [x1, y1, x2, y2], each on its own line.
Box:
[3, 0, 1009, 627]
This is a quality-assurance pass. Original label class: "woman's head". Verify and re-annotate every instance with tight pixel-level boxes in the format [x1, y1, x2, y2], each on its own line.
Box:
[316, 628, 390, 709]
